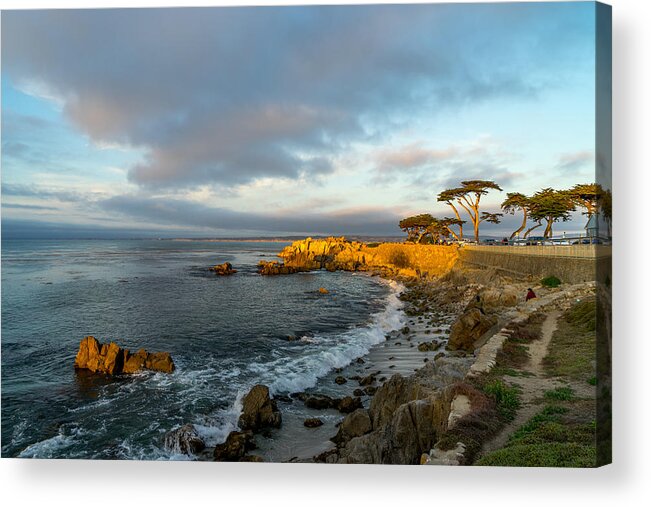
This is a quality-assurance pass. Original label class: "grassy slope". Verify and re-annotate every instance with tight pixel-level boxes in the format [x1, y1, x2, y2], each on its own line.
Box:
[476, 298, 598, 467]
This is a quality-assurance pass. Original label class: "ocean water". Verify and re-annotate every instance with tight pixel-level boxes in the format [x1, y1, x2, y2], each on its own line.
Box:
[0, 239, 405, 459]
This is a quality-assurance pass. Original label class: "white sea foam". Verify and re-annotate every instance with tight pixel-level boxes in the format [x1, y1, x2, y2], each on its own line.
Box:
[197, 278, 406, 447]
[18, 425, 84, 458]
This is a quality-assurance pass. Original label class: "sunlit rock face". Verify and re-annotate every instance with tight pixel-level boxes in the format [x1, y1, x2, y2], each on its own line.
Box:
[74, 336, 175, 375]
[260, 237, 460, 279]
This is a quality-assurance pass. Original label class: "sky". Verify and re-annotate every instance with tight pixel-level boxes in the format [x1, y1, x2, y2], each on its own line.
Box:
[1, 3, 606, 239]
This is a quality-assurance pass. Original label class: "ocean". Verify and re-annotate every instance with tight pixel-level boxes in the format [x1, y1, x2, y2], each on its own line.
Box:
[0, 239, 405, 460]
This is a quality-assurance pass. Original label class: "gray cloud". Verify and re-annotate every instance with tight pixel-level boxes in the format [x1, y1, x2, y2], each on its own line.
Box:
[1, 4, 587, 190]
[556, 150, 594, 171]
[1, 202, 58, 211]
[1, 183, 98, 202]
[97, 193, 405, 236]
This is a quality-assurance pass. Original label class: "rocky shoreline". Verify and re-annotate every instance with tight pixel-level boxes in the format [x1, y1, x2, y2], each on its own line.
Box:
[163, 237, 596, 464]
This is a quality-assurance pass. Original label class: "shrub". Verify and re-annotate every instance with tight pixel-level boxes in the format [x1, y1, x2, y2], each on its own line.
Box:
[544, 386, 575, 401]
[483, 380, 520, 421]
[541, 276, 562, 288]
[389, 249, 410, 269]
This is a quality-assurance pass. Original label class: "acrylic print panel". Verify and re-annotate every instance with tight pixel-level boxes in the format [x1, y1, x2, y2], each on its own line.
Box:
[0, 1, 611, 466]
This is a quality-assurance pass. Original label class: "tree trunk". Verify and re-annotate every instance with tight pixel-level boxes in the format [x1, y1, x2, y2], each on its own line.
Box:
[544, 219, 553, 238]
[447, 203, 463, 240]
[524, 221, 542, 238]
[510, 209, 528, 239]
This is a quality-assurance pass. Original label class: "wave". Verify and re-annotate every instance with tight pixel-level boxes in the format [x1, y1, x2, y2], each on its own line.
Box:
[190, 277, 406, 451]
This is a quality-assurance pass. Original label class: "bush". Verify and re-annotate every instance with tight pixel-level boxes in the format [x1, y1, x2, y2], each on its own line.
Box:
[540, 276, 562, 288]
[483, 380, 520, 421]
[389, 249, 410, 269]
[544, 386, 575, 401]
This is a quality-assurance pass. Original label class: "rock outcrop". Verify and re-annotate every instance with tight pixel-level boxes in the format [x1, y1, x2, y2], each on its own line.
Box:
[164, 423, 205, 455]
[209, 262, 237, 275]
[74, 336, 174, 375]
[257, 260, 304, 275]
[446, 286, 519, 352]
[258, 237, 459, 279]
[238, 385, 282, 431]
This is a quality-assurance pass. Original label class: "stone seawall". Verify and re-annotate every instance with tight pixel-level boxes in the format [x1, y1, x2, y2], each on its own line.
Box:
[459, 245, 611, 284]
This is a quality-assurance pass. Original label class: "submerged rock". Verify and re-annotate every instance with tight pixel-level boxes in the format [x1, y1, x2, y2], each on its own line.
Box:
[304, 417, 324, 428]
[209, 262, 237, 276]
[74, 336, 174, 375]
[164, 423, 205, 456]
[238, 385, 282, 431]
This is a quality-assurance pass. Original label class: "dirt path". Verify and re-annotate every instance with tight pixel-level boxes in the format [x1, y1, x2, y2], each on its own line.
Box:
[479, 311, 564, 455]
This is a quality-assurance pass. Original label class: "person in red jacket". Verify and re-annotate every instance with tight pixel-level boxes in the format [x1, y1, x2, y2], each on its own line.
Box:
[526, 288, 537, 302]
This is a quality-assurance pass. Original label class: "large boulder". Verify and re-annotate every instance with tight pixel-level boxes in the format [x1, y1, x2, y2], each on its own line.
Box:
[477, 286, 520, 313]
[74, 337, 175, 375]
[368, 374, 432, 428]
[257, 261, 302, 275]
[331, 409, 372, 446]
[213, 431, 256, 461]
[238, 385, 282, 431]
[337, 396, 363, 414]
[144, 352, 175, 373]
[304, 394, 337, 410]
[164, 423, 205, 455]
[447, 307, 497, 352]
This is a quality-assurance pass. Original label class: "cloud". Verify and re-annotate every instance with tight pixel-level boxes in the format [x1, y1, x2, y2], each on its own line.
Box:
[1, 183, 98, 202]
[1, 202, 58, 211]
[97, 193, 406, 236]
[371, 138, 522, 194]
[556, 150, 594, 171]
[1, 4, 588, 190]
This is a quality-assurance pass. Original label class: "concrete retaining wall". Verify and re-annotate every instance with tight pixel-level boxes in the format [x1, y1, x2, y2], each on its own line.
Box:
[458, 245, 611, 284]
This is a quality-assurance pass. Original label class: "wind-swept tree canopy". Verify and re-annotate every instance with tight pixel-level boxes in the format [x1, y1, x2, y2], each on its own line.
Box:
[501, 192, 531, 239]
[399, 214, 460, 243]
[528, 188, 576, 238]
[437, 188, 468, 240]
[399, 213, 436, 243]
[437, 180, 503, 243]
[568, 183, 604, 217]
[480, 212, 503, 225]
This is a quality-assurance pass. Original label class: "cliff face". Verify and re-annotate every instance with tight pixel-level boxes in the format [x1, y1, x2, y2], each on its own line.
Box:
[270, 237, 460, 279]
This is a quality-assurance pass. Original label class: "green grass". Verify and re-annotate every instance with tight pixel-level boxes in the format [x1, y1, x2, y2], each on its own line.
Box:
[540, 276, 562, 288]
[476, 442, 596, 467]
[587, 376, 597, 386]
[483, 380, 520, 421]
[544, 386, 575, 401]
[476, 404, 596, 467]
